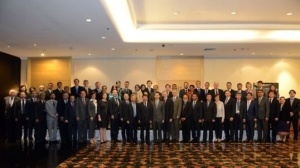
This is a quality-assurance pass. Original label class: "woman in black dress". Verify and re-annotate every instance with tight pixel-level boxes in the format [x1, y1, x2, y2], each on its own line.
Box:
[98, 92, 109, 143]
[277, 97, 290, 142]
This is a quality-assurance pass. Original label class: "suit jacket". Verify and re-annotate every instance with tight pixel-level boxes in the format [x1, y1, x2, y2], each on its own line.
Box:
[284, 98, 300, 119]
[120, 88, 133, 101]
[75, 97, 89, 121]
[234, 100, 246, 120]
[211, 89, 225, 101]
[4, 96, 19, 119]
[269, 98, 280, 120]
[70, 86, 84, 98]
[224, 97, 235, 119]
[83, 87, 92, 98]
[88, 99, 97, 118]
[27, 97, 39, 120]
[45, 99, 58, 120]
[44, 90, 53, 100]
[144, 88, 154, 98]
[236, 90, 247, 101]
[255, 96, 270, 119]
[194, 88, 205, 102]
[35, 99, 46, 121]
[190, 100, 203, 122]
[108, 97, 121, 118]
[57, 99, 69, 118]
[93, 88, 102, 100]
[64, 101, 76, 122]
[162, 97, 174, 121]
[120, 100, 134, 123]
[152, 100, 165, 122]
[246, 100, 258, 120]
[202, 101, 217, 121]
[54, 88, 63, 100]
[181, 101, 192, 119]
[171, 97, 182, 119]
[14, 98, 29, 119]
[224, 89, 236, 99]
[138, 101, 153, 124]
[179, 88, 189, 99]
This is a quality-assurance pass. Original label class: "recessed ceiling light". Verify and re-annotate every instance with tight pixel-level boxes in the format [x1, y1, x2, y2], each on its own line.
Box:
[231, 12, 237, 15]
[86, 19, 92, 22]
[286, 13, 293, 16]
[101, 37, 106, 39]
[173, 12, 179, 15]
[180, 53, 184, 55]
[252, 52, 255, 55]
[34, 44, 37, 46]
[270, 53, 273, 55]
[133, 53, 135, 55]
[7, 45, 10, 48]
[41, 53, 45, 56]
[111, 48, 115, 51]
[88, 53, 91, 56]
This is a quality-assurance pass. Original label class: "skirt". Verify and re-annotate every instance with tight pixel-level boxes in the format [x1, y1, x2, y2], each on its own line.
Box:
[277, 120, 289, 136]
[97, 115, 108, 128]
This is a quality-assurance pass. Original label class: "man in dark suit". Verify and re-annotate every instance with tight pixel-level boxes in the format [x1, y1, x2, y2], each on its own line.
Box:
[108, 89, 122, 142]
[26, 90, 39, 142]
[164, 84, 173, 99]
[243, 93, 258, 143]
[54, 81, 63, 101]
[255, 89, 270, 143]
[223, 90, 235, 143]
[202, 93, 217, 143]
[120, 81, 133, 101]
[179, 82, 189, 99]
[83, 80, 92, 99]
[144, 80, 154, 99]
[211, 82, 224, 101]
[190, 93, 203, 143]
[285, 90, 300, 142]
[64, 95, 77, 143]
[93, 82, 102, 100]
[75, 90, 89, 143]
[14, 91, 30, 142]
[130, 94, 140, 144]
[195, 80, 205, 102]
[233, 92, 246, 142]
[71, 78, 84, 98]
[138, 94, 153, 145]
[236, 83, 247, 101]
[161, 91, 174, 143]
[180, 94, 191, 143]
[4, 90, 19, 142]
[34, 93, 47, 144]
[268, 91, 280, 143]
[152, 92, 165, 143]
[120, 93, 133, 143]
[224, 82, 236, 99]
[57, 92, 69, 144]
[45, 83, 54, 100]
[116, 81, 122, 97]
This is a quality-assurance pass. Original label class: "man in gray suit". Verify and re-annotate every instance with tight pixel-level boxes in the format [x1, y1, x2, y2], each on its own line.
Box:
[4, 90, 19, 143]
[76, 90, 89, 144]
[255, 89, 270, 143]
[45, 93, 58, 144]
[170, 90, 182, 142]
[152, 92, 165, 143]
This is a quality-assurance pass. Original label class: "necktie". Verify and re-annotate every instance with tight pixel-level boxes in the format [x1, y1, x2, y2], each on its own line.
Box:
[269, 99, 272, 104]
[86, 88, 89, 95]
[10, 97, 13, 107]
[259, 97, 262, 105]
[21, 99, 24, 114]
[164, 98, 167, 103]
[207, 101, 210, 109]
[82, 98, 86, 105]
[52, 101, 55, 107]
[205, 89, 208, 94]
[290, 98, 294, 106]
[216, 89, 218, 94]
[132, 103, 136, 117]
[71, 102, 74, 108]
[126, 100, 129, 104]
[193, 101, 196, 108]
[280, 105, 283, 111]
[76, 87, 78, 94]
[185, 89, 187, 93]
[247, 101, 250, 111]
[183, 103, 186, 110]
[144, 102, 147, 107]
[237, 100, 240, 113]
[225, 98, 229, 105]
[155, 101, 158, 108]
[115, 98, 119, 106]
[173, 97, 176, 102]
[197, 89, 200, 94]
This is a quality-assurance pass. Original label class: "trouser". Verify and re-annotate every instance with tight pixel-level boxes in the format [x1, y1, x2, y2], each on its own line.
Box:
[88, 116, 97, 139]
[203, 121, 213, 142]
[132, 117, 138, 142]
[224, 118, 234, 141]
[181, 119, 190, 142]
[287, 118, 298, 140]
[15, 114, 28, 140]
[246, 118, 254, 140]
[110, 114, 120, 141]
[77, 119, 87, 142]
[67, 119, 77, 142]
[47, 119, 58, 141]
[269, 118, 278, 141]
[170, 119, 179, 140]
[234, 114, 243, 141]
[122, 121, 133, 142]
[162, 120, 171, 141]
[257, 119, 268, 141]
[59, 119, 68, 142]
[153, 121, 162, 141]
[140, 123, 150, 143]
[215, 117, 223, 139]
[27, 119, 35, 140]
[35, 119, 47, 142]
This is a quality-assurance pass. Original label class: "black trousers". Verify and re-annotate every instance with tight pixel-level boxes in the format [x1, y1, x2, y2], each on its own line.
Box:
[35, 120, 47, 142]
[132, 117, 138, 143]
[162, 121, 171, 141]
[268, 118, 278, 141]
[181, 119, 190, 142]
[15, 114, 28, 140]
[214, 117, 223, 139]
[234, 114, 244, 141]
[246, 118, 254, 140]
[203, 121, 213, 142]
[27, 119, 35, 140]
[288, 118, 298, 140]
[224, 118, 234, 141]
[153, 121, 162, 141]
[59, 119, 68, 143]
[110, 115, 120, 141]
[122, 121, 133, 142]
[67, 120, 78, 142]
[140, 123, 150, 143]
[77, 119, 87, 142]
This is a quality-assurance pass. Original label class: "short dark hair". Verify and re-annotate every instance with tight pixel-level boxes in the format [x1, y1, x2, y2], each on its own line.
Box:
[146, 80, 152, 84]
[74, 78, 79, 82]
[125, 81, 129, 84]
[116, 81, 121, 84]
[142, 94, 148, 97]
[289, 90, 296, 94]
[237, 83, 242, 86]
[246, 92, 252, 96]
[48, 83, 53, 86]
[154, 92, 160, 96]
[165, 84, 171, 88]
[50, 92, 56, 96]
[57, 82, 62, 85]
[227, 82, 232, 85]
[257, 80, 263, 84]
[257, 89, 263, 93]
[189, 84, 195, 88]
[206, 93, 212, 97]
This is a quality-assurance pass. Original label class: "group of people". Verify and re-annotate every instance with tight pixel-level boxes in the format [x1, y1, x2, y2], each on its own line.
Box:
[4, 79, 299, 145]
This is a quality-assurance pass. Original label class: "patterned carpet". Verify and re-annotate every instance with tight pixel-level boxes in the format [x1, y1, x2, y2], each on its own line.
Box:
[57, 141, 300, 167]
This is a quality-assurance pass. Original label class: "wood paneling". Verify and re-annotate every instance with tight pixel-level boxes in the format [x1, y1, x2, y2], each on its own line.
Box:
[28, 57, 71, 89]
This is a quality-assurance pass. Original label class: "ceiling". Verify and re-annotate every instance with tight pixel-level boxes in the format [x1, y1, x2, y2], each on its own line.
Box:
[0, 0, 299, 58]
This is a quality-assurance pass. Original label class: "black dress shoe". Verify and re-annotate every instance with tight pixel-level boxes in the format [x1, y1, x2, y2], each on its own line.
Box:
[242, 139, 249, 143]
[201, 141, 207, 143]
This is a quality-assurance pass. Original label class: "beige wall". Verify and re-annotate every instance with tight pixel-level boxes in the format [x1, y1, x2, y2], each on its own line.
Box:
[203, 57, 300, 97]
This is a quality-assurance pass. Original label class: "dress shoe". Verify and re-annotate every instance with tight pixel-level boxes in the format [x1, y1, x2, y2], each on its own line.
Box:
[242, 139, 249, 143]
[201, 140, 207, 143]
[249, 140, 254, 143]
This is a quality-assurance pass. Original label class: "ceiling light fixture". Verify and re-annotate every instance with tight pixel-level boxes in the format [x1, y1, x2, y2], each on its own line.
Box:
[34, 44, 37, 46]
[180, 53, 184, 55]
[252, 52, 255, 55]
[86, 19, 92, 22]
[101, 37, 106, 39]
[41, 50, 45, 56]
[7, 45, 10, 48]
[173, 12, 179, 15]
[88, 53, 91, 56]
[133, 53, 135, 55]
[111, 48, 115, 50]
[286, 13, 293, 16]
[231, 12, 237, 15]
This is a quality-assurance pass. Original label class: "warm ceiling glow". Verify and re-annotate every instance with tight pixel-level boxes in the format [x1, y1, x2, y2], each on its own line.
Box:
[86, 19, 92, 22]
[7, 45, 10, 48]
[180, 53, 184, 55]
[34, 44, 37, 46]
[173, 12, 180, 15]
[286, 13, 293, 16]
[41, 53, 45, 56]
[88, 53, 91, 55]
[101, 37, 106, 39]
[231, 12, 237, 15]
[111, 48, 115, 50]
[101, 0, 300, 43]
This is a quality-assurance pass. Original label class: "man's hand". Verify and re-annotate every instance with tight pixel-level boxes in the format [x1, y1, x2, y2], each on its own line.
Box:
[138, 120, 141, 124]
[265, 118, 269, 121]
[35, 119, 39, 123]
[60, 116, 64, 121]
[243, 119, 246, 123]
[76, 117, 80, 121]
[149, 120, 152, 124]
[127, 121, 130, 124]
[26, 117, 29, 121]
[169, 119, 172, 122]
[65, 120, 68, 123]
[212, 119, 215, 122]
[254, 118, 257, 122]
[121, 118, 123, 121]
[111, 115, 114, 119]
[230, 117, 233, 121]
